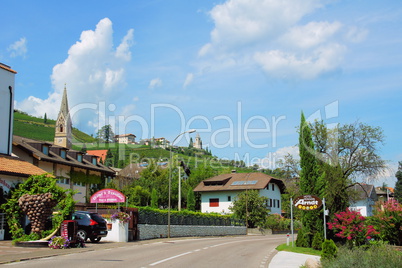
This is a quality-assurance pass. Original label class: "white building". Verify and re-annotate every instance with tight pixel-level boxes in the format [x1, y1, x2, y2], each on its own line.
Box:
[193, 172, 286, 215]
[115, 134, 136, 144]
[349, 184, 377, 217]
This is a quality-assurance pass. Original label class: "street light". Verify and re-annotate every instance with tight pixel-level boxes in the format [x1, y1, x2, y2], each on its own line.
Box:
[168, 129, 196, 238]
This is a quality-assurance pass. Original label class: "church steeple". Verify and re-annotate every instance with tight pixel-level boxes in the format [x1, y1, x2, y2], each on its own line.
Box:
[54, 85, 72, 148]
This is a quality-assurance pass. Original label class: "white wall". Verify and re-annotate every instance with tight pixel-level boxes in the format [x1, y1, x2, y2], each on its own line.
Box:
[200, 182, 283, 215]
[0, 66, 15, 155]
[200, 191, 240, 214]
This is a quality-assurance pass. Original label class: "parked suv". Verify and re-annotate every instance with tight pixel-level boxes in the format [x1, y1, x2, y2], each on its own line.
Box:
[72, 211, 108, 243]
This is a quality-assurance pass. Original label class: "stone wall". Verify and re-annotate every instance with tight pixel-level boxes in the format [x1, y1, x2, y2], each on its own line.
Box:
[138, 224, 247, 240]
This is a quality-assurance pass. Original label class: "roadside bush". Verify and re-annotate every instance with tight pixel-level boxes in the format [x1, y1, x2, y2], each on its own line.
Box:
[320, 244, 402, 268]
[370, 200, 402, 246]
[327, 208, 378, 247]
[312, 231, 324, 250]
[321, 239, 337, 260]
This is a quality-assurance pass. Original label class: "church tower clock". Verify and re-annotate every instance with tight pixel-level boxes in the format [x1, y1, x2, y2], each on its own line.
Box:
[54, 85, 72, 148]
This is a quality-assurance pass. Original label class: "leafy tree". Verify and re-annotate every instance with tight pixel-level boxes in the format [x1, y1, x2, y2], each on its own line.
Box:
[128, 185, 150, 206]
[229, 190, 269, 228]
[311, 121, 387, 183]
[104, 149, 114, 167]
[394, 161, 402, 203]
[311, 120, 387, 219]
[96, 124, 115, 143]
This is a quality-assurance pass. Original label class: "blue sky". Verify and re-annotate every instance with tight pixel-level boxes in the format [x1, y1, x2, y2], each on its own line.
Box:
[1, 0, 401, 187]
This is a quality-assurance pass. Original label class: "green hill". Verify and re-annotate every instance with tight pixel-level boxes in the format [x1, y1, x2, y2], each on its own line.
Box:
[12, 110, 252, 173]
[13, 110, 96, 143]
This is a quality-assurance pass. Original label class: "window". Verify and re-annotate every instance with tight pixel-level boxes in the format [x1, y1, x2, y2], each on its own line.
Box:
[271, 183, 275, 191]
[57, 177, 70, 185]
[60, 150, 66, 159]
[209, 198, 219, 207]
[227, 196, 231, 202]
[92, 157, 97, 165]
[42, 145, 49, 155]
[77, 154, 83, 162]
[268, 199, 272, 207]
[277, 200, 280, 208]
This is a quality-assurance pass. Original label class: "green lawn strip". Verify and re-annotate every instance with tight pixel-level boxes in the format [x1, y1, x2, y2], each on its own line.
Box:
[276, 243, 322, 256]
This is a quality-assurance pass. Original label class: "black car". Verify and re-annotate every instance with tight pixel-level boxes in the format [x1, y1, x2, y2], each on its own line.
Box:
[72, 211, 108, 243]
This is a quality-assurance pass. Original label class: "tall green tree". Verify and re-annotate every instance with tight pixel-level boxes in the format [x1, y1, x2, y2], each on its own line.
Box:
[229, 190, 269, 228]
[186, 188, 195, 211]
[96, 124, 115, 143]
[394, 161, 402, 203]
[150, 188, 159, 208]
[297, 112, 324, 248]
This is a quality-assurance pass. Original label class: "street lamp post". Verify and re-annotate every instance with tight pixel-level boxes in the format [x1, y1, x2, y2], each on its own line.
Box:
[168, 129, 196, 238]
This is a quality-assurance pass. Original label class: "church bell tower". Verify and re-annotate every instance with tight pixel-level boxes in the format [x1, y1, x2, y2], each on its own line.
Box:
[54, 85, 72, 148]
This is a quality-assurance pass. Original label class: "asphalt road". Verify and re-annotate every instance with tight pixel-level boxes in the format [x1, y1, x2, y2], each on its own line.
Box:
[2, 235, 287, 268]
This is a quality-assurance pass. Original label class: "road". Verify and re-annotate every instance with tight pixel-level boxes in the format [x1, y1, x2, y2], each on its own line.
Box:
[3, 235, 287, 268]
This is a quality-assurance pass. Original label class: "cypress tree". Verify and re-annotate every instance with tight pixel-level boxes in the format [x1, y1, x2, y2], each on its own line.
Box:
[187, 188, 195, 211]
[297, 112, 324, 247]
[150, 188, 158, 208]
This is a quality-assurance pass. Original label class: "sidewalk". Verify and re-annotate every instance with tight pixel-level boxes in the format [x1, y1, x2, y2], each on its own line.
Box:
[269, 251, 321, 268]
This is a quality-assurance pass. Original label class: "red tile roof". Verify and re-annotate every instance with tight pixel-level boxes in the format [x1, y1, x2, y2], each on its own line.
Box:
[0, 154, 49, 177]
[87, 150, 108, 162]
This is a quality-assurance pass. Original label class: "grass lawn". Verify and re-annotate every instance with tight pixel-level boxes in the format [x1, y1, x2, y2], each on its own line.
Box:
[276, 243, 322, 256]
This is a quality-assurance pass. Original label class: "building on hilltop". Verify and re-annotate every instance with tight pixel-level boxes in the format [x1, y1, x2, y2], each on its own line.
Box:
[114, 134, 136, 144]
[54, 85, 72, 148]
[193, 133, 202, 149]
[193, 171, 285, 215]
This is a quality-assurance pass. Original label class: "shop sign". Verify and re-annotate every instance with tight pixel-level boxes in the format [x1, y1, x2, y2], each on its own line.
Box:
[293, 195, 322, 210]
[90, 189, 126, 203]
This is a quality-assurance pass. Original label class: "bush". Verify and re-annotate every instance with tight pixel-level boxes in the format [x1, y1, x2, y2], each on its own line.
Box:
[320, 244, 402, 268]
[321, 239, 337, 260]
[312, 231, 324, 250]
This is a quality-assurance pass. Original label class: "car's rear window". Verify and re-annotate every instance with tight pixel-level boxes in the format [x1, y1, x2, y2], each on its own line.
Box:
[90, 213, 105, 222]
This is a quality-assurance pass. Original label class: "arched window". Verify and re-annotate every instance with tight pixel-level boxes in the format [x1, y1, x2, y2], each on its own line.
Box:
[59, 124, 63, 132]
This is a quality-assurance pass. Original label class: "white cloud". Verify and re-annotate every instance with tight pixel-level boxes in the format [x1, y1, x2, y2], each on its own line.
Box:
[8, 37, 27, 58]
[115, 29, 134, 61]
[15, 18, 134, 132]
[199, 0, 359, 79]
[281, 21, 342, 49]
[257, 145, 299, 169]
[254, 43, 346, 79]
[149, 78, 162, 89]
[183, 73, 194, 88]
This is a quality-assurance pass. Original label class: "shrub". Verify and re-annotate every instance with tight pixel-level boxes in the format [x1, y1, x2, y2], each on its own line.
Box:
[321, 239, 337, 260]
[327, 208, 378, 247]
[371, 200, 402, 246]
[320, 244, 402, 268]
[312, 231, 324, 250]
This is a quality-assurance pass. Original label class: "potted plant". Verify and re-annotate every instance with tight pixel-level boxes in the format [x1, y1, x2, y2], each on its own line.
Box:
[111, 212, 131, 223]
[48, 236, 70, 249]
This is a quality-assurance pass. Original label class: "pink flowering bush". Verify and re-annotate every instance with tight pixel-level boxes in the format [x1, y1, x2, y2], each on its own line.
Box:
[371, 199, 402, 245]
[327, 208, 378, 247]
